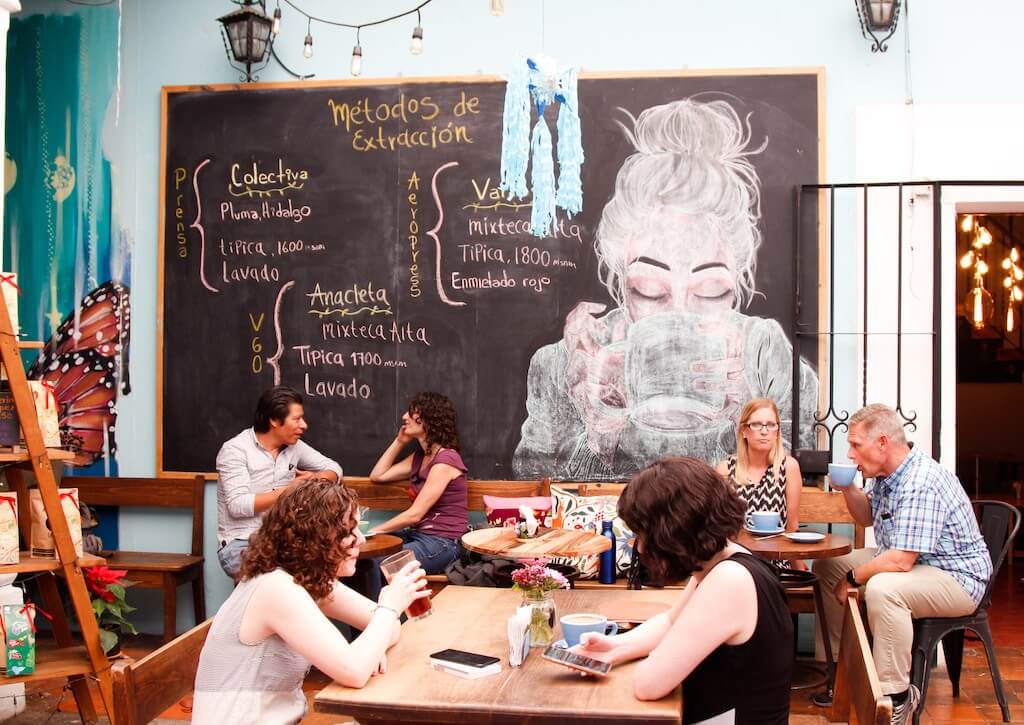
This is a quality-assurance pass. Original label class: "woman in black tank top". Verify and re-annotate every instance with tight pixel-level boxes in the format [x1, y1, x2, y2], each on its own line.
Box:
[572, 457, 792, 724]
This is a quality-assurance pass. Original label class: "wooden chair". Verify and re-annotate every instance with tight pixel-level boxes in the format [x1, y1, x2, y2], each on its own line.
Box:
[110, 618, 211, 725]
[71, 476, 206, 644]
[831, 596, 893, 725]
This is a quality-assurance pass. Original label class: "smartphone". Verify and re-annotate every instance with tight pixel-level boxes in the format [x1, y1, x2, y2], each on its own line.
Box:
[541, 645, 612, 676]
[429, 648, 501, 669]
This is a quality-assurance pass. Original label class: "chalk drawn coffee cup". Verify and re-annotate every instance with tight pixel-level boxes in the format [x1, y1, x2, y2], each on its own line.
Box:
[828, 463, 858, 488]
[626, 312, 740, 432]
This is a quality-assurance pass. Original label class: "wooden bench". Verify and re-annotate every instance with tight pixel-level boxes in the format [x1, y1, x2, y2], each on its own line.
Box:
[110, 618, 211, 725]
[6, 472, 206, 643]
[787, 487, 865, 614]
[831, 596, 893, 724]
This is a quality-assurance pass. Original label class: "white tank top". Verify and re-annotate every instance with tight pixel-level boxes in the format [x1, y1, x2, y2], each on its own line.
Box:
[192, 571, 311, 724]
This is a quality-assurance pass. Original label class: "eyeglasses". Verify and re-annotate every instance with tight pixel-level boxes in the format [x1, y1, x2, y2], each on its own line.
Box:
[745, 421, 779, 433]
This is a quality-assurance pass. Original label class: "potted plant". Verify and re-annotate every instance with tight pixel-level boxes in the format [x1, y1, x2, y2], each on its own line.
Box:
[510, 558, 569, 647]
[84, 566, 138, 655]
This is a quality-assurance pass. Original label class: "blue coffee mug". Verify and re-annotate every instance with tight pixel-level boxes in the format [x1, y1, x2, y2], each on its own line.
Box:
[560, 613, 618, 648]
[828, 463, 858, 488]
[746, 510, 781, 531]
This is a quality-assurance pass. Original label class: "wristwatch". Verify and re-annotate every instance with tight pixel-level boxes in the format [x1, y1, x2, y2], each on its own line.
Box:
[846, 569, 860, 587]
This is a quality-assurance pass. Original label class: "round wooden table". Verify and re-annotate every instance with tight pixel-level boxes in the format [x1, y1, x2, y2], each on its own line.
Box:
[357, 533, 403, 560]
[462, 527, 612, 558]
[738, 530, 852, 692]
[737, 532, 852, 561]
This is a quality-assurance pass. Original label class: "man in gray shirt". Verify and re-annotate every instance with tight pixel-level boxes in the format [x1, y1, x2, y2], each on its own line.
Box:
[215, 386, 342, 577]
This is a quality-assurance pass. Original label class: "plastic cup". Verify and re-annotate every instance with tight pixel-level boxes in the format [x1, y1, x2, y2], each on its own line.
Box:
[379, 549, 432, 620]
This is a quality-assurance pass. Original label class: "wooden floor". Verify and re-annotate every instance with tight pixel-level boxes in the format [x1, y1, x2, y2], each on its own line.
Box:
[17, 562, 1024, 723]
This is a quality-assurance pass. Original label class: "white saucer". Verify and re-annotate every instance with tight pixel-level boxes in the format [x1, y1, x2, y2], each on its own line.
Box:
[744, 524, 785, 536]
[784, 532, 825, 543]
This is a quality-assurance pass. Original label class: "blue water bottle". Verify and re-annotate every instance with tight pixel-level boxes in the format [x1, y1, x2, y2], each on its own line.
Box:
[599, 520, 617, 584]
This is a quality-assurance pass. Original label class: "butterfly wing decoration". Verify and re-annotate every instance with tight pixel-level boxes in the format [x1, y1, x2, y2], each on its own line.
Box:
[28, 281, 131, 465]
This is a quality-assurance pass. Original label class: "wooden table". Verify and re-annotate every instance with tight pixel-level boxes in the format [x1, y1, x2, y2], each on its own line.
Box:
[315, 585, 682, 724]
[737, 532, 852, 561]
[462, 527, 612, 558]
[358, 533, 403, 560]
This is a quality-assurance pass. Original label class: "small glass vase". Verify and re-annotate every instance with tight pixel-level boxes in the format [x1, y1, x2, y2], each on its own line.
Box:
[523, 590, 556, 647]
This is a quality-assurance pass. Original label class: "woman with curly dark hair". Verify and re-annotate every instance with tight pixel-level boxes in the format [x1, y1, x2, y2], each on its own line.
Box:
[369, 391, 468, 573]
[571, 457, 792, 724]
[193, 477, 428, 724]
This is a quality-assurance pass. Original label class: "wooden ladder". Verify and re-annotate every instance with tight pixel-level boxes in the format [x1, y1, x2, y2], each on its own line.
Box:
[0, 290, 115, 721]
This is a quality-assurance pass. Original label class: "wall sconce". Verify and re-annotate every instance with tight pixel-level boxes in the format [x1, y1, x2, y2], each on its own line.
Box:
[218, 0, 275, 82]
[854, 0, 902, 53]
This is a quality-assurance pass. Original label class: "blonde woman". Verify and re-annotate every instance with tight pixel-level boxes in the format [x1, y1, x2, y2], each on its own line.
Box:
[716, 398, 805, 569]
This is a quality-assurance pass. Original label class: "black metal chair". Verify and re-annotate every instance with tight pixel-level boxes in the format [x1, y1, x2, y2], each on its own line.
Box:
[909, 499, 1021, 725]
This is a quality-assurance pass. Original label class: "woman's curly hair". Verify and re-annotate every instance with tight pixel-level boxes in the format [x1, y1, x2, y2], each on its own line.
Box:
[408, 392, 460, 451]
[618, 457, 746, 581]
[239, 477, 359, 600]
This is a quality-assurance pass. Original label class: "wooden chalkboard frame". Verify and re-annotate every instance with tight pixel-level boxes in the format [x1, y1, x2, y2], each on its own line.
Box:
[157, 67, 825, 479]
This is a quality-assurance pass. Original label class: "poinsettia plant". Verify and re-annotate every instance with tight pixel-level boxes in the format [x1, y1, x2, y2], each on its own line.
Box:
[84, 566, 138, 653]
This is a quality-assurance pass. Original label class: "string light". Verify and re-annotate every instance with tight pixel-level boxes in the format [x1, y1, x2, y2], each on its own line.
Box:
[351, 28, 363, 76]
[272, 1, 282, 35]
[278, 0, 442, 72]
[303, 17, 313, 58]
[410, 10, 424, 55]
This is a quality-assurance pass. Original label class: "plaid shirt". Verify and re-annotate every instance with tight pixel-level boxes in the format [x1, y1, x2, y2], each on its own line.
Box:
[868, 447, 992, 605]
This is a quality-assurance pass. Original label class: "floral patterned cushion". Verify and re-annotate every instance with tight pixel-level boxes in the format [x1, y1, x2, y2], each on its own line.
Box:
[550, 485, 634, 579]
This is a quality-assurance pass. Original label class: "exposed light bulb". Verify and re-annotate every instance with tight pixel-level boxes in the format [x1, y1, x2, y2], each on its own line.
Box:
[1008, 304, 1016, 333]
[1013, 247, 1020, 263]
[960, 251, 974, 269]
[977, 260, 990, 275]
[410, 25, 423, 55]
[272, 7, 282, 35]
[351, 45, 363, 76]
[1016, 287, 1023, 302]
[960, 214, 974, 232]
[490, 0, 505, 16]
[979, 227, 993, 246]
[303, 33, 313, 58]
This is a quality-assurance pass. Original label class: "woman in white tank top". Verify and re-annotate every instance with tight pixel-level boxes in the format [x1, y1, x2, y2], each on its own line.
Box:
[193, 477, 429, 724]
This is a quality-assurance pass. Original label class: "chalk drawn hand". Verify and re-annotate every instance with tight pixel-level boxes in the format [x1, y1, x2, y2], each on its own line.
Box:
[563, 302, 629, 463]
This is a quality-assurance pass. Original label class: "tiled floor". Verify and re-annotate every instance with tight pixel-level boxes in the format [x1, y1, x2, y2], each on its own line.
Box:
[15, 562, 1024, 723]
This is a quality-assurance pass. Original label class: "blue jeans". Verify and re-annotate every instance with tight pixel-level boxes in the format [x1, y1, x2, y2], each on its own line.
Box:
[218, 538, 248, 578]
[364, 529, 462, 602]
[398, 529, 462, 574]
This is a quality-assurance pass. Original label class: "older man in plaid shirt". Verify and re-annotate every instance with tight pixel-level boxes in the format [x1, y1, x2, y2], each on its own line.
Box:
[812, 404, 992, 725]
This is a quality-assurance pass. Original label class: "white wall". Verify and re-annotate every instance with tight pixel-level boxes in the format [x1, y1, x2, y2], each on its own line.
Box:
[20, 0, 1024, 628]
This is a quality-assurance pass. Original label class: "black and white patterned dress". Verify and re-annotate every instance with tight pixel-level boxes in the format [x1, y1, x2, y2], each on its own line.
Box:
[726, 455, 788, 527]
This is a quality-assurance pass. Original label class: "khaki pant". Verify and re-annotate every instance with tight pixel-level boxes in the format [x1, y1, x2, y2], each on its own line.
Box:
[813, 549, 977, 694]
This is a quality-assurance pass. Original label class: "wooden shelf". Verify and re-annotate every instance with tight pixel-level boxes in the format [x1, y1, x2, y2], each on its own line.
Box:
[15, 341, 44, 350]
[0, 642, 96, 683]
[0, 448, 76, 463]
[0, 551, 105, 574]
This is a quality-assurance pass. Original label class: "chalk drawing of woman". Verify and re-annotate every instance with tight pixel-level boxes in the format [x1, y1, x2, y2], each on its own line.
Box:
[513, 97, 818, 481]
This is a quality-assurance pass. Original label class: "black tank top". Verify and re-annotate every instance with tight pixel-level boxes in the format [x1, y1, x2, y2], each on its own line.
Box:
[682, 552, 792, 724]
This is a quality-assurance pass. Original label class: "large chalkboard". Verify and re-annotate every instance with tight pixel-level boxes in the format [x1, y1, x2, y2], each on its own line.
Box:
[159, 71, 821, 479]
